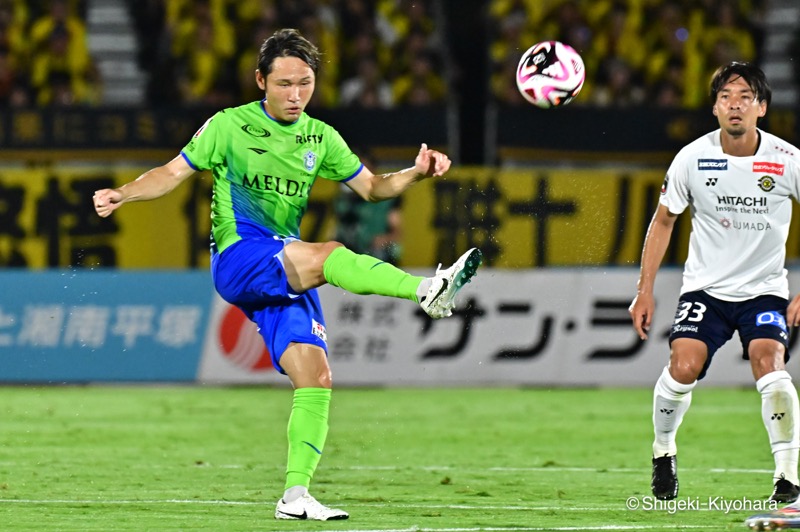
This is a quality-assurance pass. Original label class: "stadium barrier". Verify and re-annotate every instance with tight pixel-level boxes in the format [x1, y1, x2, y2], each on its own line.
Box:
[2, 269, 798, 386]
[6, 165, 800, 269]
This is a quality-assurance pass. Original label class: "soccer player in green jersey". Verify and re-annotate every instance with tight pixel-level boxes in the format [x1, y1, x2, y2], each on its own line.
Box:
[93, 28, 482, 521]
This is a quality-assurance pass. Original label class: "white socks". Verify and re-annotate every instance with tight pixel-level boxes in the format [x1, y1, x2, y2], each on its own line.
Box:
[653, 366, 696, 457]
[757, 370, 800, 486]
[416, 278, 432, 302]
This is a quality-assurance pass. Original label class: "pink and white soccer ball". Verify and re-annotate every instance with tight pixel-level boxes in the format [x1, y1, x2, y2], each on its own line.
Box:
[515, 41, 585, 109]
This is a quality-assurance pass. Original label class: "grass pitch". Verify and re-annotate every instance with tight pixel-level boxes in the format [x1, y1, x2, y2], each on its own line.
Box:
[0, 386, 778, 530]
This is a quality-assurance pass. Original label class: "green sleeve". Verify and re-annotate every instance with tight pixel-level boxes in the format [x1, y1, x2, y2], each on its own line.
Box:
[319, 126, 363, 182]
[180, 112, 228, 171]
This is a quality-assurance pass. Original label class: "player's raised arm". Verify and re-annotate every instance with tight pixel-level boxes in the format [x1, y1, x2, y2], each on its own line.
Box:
[93, 155, 196, 217]
[629, 204, 678, 340]
[346, 143, 451, 202]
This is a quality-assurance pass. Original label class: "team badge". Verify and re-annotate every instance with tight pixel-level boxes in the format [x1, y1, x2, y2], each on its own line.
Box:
[758, 175, 776, 192]
[303, 150, 317, 171]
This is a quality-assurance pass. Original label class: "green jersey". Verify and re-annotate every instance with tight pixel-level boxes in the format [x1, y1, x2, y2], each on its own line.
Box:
[181, 100, 362, 253]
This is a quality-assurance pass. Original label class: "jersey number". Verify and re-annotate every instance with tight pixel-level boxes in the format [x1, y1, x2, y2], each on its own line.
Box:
[675, 301, 707, 323]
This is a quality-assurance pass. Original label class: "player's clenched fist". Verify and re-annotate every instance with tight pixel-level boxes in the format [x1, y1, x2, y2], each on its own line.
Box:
[93, 189, 123, 218]
[415, 143, 451, 177]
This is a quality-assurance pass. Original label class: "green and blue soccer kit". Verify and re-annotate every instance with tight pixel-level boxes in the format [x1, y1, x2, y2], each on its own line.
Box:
[181, 100, 363, 372]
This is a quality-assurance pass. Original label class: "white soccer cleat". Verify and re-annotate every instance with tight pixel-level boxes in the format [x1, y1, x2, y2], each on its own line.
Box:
[420, 247, 483, 319]
[745, 504, 800, 531]
[275, 492, 349, 521]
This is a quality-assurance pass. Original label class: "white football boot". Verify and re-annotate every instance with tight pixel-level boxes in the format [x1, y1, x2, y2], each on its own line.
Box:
[420, 247, 483, 319]
[275, 492, 349, 521]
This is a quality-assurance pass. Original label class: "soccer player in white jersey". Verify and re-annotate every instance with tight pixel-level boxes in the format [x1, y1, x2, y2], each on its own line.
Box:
[629, 62, 800, 504]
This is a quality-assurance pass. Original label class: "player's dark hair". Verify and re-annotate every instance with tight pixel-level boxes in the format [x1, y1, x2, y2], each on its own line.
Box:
[710, 61, 771, 106]
[257, 28, 320, 77]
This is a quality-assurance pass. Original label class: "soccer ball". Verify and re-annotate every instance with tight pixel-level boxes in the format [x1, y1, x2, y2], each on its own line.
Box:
[515, 41, 585, 109]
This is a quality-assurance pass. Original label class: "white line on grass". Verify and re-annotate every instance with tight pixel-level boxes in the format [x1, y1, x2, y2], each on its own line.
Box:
[0, 499, 751, 513]
[280, 526, 720, 532]
[347, 465, 773, 475]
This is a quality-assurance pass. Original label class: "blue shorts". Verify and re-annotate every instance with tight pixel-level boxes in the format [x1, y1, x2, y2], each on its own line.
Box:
[211, 237, 328, 374]
[669, 290, 789, 380]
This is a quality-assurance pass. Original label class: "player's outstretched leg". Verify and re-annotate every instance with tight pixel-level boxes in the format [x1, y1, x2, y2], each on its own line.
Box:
[420, 247, 483, 319]
[745, 504, 800, 531]
[275, 488, 349, 521]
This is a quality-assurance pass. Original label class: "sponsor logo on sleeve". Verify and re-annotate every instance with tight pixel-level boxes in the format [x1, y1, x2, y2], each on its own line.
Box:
[753, 162, 784, 176]
[660, 175, 669, 195]
[698, 159, 728, 170]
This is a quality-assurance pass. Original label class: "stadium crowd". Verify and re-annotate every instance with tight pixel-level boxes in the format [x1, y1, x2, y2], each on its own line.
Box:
[127, 0, 448, 108]
[0, 0, 99, 106]
[489, 0, 766, 107]
[0, 0, 773, 110]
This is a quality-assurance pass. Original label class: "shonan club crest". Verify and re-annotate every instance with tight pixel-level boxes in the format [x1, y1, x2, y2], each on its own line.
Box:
[303, 150, 317, 171]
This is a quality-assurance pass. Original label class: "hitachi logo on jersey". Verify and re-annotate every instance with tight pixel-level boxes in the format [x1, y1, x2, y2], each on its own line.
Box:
[698, 159, 728, 170]
[242, 174, 309, 197]
[296, 134, 323, 144]
[716, 196, 767, 206]
[753, 162, 784, 175]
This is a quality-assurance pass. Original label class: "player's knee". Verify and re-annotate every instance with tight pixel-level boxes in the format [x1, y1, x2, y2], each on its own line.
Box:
[749, 340, 786, 379]
[321, 241, 344, 258]
[315, 368, 333, 389]
[751, 354, 785, 379]
[668, 358, 703, 384]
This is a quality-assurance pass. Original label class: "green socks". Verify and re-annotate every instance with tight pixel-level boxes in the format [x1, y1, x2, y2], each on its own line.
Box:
[285, 388, 331, 489]
[323, 246, 423, 302]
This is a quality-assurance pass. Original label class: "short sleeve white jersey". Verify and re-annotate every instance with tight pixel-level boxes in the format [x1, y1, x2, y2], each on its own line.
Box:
[660, 128, 800, 301]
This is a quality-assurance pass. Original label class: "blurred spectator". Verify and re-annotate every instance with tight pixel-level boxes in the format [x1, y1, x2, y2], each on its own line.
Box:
[339, 55, 393, 108]
[128, 0, 450, 109]
[0, 0, 27, 72]
[29, 0, 88, 66]
[698, 0, 757, 65]
[30, 22, 96, 105]
[236, 12, 278, 103]
[591, 57, 646, 106]
[393, 51, 446, 105]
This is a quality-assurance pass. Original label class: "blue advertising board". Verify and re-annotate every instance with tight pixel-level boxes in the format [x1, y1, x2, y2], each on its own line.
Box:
[0, 271, 213, 382]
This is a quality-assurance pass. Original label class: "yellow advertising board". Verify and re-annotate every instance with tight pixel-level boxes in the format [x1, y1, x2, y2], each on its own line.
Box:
[3, 164, 800, 269]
